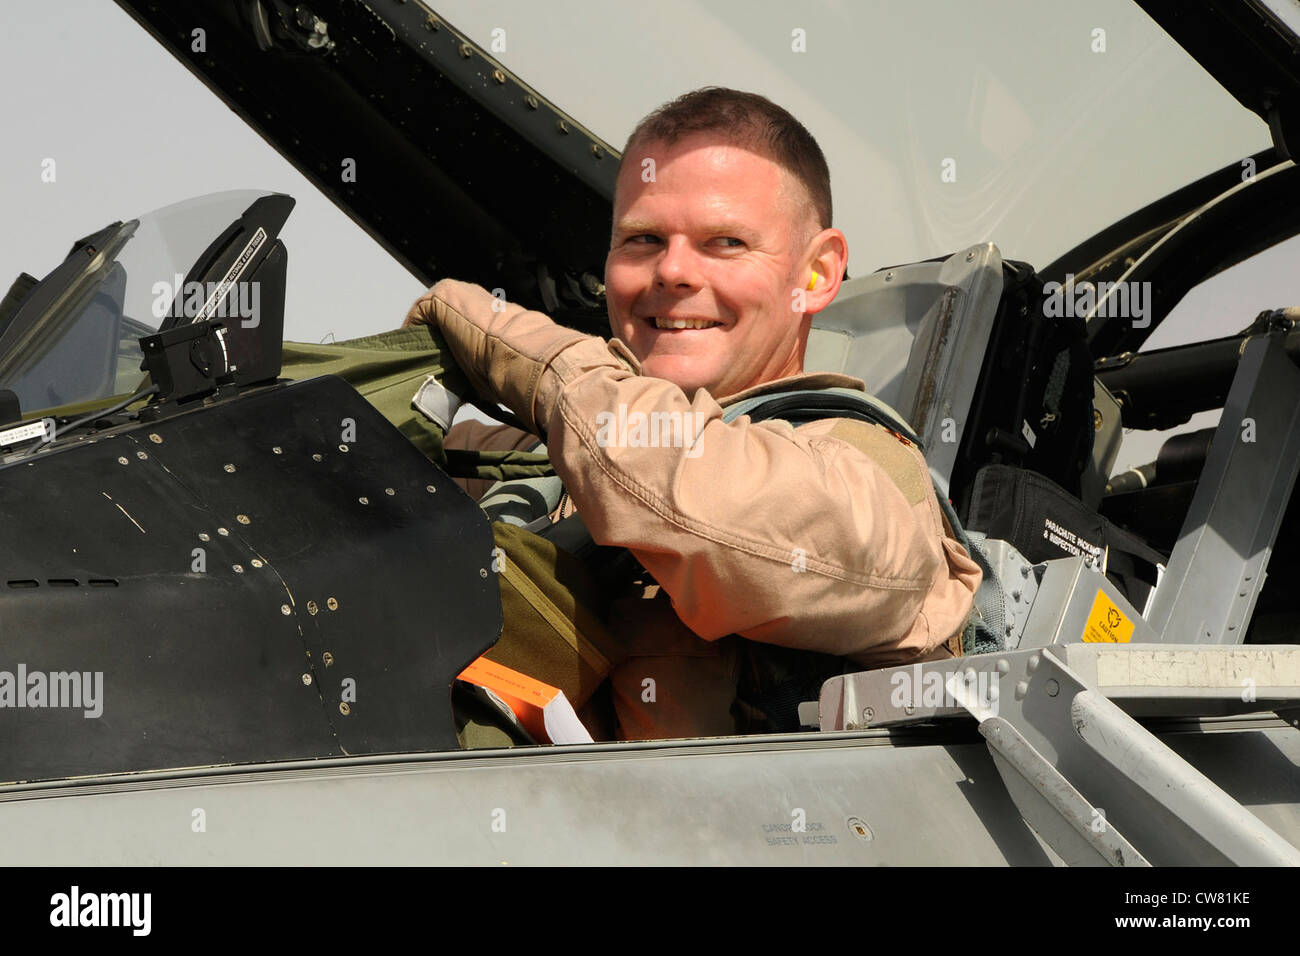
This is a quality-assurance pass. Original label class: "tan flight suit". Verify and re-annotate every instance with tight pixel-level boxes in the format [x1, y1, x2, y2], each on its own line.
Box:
[412, 280, 983, 741]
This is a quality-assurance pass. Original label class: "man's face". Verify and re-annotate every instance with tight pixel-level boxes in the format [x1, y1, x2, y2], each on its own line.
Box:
[605, 134, 817, 398]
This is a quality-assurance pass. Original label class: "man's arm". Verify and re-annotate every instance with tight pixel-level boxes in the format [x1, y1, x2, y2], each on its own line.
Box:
[417, 280, 981, 663]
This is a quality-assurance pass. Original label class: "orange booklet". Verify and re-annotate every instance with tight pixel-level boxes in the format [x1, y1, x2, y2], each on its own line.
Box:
[457, 657, 594, 745]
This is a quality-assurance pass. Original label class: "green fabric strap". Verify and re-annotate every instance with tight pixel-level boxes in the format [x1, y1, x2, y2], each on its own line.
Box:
[444, 448, 555, 482]
[278, 324, 472, 469]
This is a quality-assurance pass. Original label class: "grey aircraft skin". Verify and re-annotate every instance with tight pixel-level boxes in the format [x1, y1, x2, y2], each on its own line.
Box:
[1, 0, 1300, 865]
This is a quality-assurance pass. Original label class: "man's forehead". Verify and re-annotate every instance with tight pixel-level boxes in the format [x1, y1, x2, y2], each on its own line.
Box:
[614, 133, 810, 222]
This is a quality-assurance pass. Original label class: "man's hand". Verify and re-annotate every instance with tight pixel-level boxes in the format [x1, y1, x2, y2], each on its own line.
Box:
[404, 280, 595, 436]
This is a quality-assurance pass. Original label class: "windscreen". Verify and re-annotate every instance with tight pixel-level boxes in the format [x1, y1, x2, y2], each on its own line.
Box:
[1, 190, 273, 412]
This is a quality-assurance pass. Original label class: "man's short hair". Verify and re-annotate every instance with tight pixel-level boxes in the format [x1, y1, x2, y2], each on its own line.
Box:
[618, 87, 832, 231]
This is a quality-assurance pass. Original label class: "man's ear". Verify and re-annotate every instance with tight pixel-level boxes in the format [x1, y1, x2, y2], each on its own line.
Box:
[797, 228, 849, 315]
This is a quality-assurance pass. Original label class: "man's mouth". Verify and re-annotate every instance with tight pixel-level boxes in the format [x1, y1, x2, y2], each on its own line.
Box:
[646, 316, 723, 330]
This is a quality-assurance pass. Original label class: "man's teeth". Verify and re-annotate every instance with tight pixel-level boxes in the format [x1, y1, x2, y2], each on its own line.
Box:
[652, 317, 720, 330]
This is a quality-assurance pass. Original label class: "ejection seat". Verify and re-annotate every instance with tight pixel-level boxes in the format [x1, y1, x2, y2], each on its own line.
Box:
[803, 244, 1163, 653]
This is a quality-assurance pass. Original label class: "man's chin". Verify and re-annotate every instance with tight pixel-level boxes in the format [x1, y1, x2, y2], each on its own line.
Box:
[639, 356, 721, 397]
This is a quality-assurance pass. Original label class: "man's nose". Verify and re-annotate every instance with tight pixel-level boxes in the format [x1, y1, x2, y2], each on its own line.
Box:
[653, 237, 702, 290]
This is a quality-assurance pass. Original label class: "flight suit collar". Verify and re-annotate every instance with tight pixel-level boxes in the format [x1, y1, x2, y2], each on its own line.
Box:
[605, 337, 867, 408]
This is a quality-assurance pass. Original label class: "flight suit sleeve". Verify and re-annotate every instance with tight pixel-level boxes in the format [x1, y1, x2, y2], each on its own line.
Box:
[424, 280, 981, 663]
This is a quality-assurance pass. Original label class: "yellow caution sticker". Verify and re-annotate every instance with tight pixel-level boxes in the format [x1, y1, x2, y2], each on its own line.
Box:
[1083, 588, 1134, 643]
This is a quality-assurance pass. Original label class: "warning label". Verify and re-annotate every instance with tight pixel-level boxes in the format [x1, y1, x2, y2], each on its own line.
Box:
[1083, 589, 1134, 644]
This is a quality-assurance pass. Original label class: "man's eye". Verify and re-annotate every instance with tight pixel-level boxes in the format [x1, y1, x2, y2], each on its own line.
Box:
[714, 237, 745, 248]
[628, 234, 660, 244]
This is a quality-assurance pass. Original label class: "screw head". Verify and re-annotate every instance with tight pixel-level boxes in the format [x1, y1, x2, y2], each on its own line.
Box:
[312, 453, 323, 462]
[307, 600, 319, 615]
[149, 433, 163, 444]
[426, 484, 437, 494]
[301, 673, 313, 686]
[198, 533, 210, 542]
[281, 604, 292, 616]
[322, 651, 334, 667]
[136, 450, 148, 460]
[339, 701, 351, 716]
[117, 456, 129, 465]
[492, 68, 505, 83]
[479, 568, 489, 578]
[272, 446, 283, 455]
[251, 559, 263, 568]
[385, 487, 395, 496]
[236, 514, 250, 525]
[358, 496, 369, 505]
[524, 94, 539, 109]
[327, 597, 339, 611]
[232, 564, 244, 574]
[223, 463, 236, 473]
[217, 527, 229, 536]
[1045, 678, 1060, 697]
[338, 444, 349, 453]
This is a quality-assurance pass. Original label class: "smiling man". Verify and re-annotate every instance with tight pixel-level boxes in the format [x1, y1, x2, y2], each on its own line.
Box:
[406, 88, 981, 741]
[606, 106, 837, 400]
